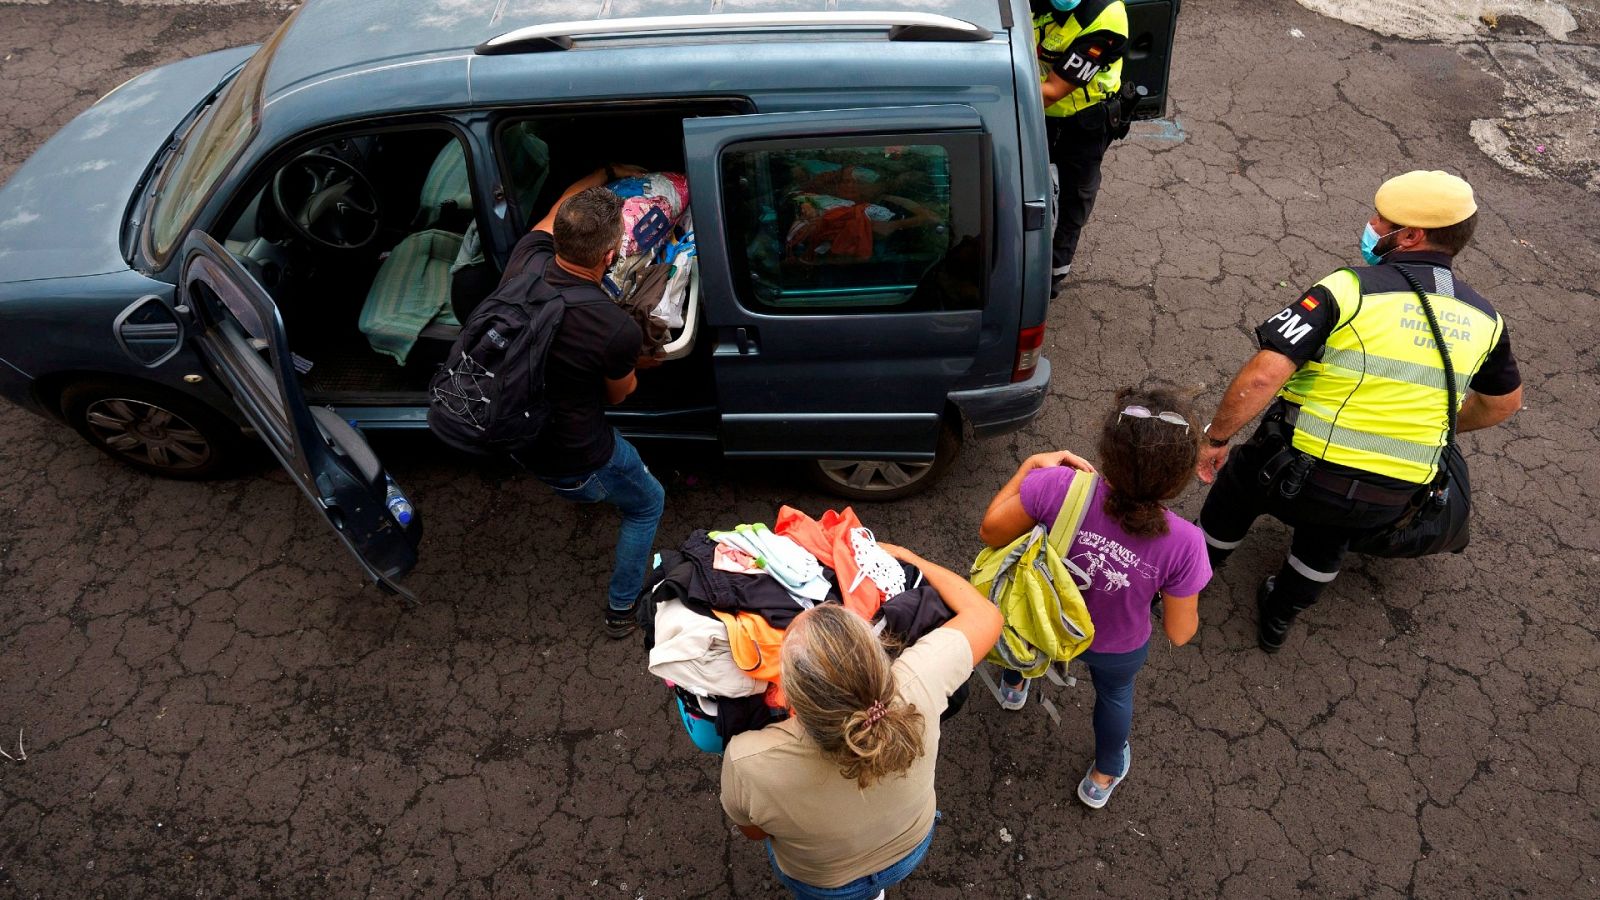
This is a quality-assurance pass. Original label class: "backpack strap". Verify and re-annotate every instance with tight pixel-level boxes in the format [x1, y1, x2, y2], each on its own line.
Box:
[1046, 471, 1098, 555]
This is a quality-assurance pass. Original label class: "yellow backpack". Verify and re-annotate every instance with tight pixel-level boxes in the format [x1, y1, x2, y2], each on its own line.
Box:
[970, 472, 1097, 677]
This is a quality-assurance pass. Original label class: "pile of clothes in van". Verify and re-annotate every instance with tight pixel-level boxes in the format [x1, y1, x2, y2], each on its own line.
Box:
[637, 506, 957, 753]
[603, 172, 696, 356]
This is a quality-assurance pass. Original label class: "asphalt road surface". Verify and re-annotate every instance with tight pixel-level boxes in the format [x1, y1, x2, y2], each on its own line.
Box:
[2, 1, 1598, 897]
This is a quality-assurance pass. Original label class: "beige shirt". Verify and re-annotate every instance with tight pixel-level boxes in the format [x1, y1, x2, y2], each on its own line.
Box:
[719, 628, 974, 888]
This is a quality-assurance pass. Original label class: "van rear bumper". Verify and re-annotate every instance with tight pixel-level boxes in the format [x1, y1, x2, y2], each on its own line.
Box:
[948, 358, 1050, 440]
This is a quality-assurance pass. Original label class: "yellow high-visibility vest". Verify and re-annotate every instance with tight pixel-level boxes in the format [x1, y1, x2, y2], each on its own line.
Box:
[1034, 1, 1128, 118]
[1279, 265, 1505, 484]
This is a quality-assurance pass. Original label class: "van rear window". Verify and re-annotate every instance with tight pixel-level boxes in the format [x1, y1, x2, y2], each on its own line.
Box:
[722, 137, 985, 314]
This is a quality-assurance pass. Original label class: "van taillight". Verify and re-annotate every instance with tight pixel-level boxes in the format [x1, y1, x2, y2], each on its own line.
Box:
[1013, 324, 1045, 383]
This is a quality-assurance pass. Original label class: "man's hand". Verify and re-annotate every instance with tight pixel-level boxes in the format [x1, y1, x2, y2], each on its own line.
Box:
[634, 353, 664, 370]
[1197, 444, 1231, 484]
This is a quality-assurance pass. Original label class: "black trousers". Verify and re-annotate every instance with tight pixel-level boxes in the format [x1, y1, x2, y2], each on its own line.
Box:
[1046, 103, 1115, 279]
[1199, 421, 1411, 618]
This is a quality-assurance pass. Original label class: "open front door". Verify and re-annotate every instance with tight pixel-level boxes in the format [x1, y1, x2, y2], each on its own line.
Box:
[1124, 0, 1182, 119]
[684, 105, 991, 462]
[178, 232, 422, 604]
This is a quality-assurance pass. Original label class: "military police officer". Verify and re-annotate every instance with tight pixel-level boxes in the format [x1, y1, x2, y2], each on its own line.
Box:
[1194, 171, 1524, 653]
[1031, 0, 1130, 295]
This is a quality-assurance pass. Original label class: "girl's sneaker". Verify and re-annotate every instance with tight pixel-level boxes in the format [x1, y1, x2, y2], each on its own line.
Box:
[1077, 742, 1130, 809]
[998, 677, 1030, 711]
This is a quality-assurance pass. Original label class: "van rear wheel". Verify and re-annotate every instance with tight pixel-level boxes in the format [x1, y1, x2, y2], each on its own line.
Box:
[807, 421, 960, 502]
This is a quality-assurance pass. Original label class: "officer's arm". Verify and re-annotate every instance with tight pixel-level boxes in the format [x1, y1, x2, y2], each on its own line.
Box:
[1457, 385, 1522, 432]
[1208, 349, 1299, 442]
[1041, 68, 1074, 106]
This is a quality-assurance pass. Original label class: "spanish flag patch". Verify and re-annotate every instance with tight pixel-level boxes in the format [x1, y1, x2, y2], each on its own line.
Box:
[1299, 295, 1320, 312]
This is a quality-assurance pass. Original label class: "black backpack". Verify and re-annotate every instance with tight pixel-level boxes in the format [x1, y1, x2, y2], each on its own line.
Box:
[427, 269, 566, 458]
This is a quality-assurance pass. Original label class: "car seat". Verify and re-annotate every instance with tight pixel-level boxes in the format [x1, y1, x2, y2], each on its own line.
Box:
[357, 130, 551, 365]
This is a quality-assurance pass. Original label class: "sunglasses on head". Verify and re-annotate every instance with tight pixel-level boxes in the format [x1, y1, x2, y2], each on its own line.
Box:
[1118, 406, 1190, 433]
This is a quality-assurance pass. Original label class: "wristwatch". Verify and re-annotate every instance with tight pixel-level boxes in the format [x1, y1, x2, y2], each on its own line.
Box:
[1203, 423, 1231, 448]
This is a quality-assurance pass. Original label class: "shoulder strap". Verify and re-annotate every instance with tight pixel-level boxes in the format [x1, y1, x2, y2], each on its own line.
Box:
[1391, 263, 1458, 462]
[1046, 471, 1098, 554]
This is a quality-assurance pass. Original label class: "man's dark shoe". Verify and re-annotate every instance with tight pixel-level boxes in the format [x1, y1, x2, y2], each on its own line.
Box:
[1256, 577, 1295, 654]
[605, 608, 637, 640]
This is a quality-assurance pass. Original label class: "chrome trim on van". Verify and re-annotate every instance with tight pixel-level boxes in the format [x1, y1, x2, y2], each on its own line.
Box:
[477, 12, 993, 54]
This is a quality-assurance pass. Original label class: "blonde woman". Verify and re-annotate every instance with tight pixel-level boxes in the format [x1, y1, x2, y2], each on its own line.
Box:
[720, 546, 1002, 899]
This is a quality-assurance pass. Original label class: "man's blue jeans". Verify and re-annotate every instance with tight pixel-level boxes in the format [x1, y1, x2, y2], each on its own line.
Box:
[537, 433, 665, 612]
[766, 818, 938, 900]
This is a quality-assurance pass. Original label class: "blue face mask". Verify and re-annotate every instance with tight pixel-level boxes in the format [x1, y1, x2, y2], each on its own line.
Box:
[1360, 223, 1401, 265]
[1052, 0, 1083, 11]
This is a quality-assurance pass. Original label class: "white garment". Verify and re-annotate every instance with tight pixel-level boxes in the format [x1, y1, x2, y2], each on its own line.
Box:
[649, 599, 767, 698]
[712, 524, 832, 603]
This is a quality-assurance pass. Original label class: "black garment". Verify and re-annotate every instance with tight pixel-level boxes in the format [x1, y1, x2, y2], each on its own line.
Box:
[1046, 104, 1115, 278]
[875, 583, 954, 646]
[502, 231, 642, 478]
[712, 693, 788, 746]
[1199, 417, 1410, 616]
[647, 532, 841, 631]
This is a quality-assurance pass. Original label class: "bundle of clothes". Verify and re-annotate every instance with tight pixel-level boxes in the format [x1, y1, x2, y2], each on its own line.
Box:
[636, 506, 961, 753]
[602, 172, 697, 357]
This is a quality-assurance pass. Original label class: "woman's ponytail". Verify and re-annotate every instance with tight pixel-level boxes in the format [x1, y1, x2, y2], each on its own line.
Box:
[781, 605, 927, 789]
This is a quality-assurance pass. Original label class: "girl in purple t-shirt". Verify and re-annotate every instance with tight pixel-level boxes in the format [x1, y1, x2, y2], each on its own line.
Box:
[979, 388, 1212, 809]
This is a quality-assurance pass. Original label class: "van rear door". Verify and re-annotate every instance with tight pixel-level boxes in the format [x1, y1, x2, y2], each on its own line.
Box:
[683, 106, 990, 463]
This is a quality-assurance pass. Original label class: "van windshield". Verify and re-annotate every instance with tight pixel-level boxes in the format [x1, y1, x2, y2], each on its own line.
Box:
[146, 14, 294, 262]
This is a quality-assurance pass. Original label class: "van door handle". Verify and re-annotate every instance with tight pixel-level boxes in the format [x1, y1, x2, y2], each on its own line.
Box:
[736, 327, 757, 355]
[717, 326, 760, 357]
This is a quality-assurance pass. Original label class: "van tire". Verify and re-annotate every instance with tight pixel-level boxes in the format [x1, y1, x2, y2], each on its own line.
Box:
[60, 379, 245, 480]
[806, 421, 961, 502]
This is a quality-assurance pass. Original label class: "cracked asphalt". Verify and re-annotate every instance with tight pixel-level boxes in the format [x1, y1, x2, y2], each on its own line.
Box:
[1, 1, 1598, 897]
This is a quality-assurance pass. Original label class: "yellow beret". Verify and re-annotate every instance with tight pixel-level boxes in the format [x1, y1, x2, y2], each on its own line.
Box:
[1374, 170, 1477, 228]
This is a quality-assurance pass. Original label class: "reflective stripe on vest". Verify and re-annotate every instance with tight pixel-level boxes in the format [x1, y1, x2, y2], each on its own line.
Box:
[1034, 2, 1127, 118]
[1279, 266, 1505, 484]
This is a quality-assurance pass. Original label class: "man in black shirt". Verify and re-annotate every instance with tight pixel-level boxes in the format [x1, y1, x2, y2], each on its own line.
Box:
[506, 166, 663, 639]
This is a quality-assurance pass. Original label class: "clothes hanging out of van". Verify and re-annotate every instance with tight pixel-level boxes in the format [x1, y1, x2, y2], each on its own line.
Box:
[603, 173, 695, 356]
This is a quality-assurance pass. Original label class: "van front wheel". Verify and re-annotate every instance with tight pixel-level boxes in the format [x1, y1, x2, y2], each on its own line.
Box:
[807, 422, 960, 502]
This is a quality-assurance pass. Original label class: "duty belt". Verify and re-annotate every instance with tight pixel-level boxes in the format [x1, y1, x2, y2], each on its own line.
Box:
[1305, 468, 1419, 506]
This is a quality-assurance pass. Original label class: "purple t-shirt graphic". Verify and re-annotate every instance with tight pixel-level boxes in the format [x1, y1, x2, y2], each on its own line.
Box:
[1019, 467, 1212, 653]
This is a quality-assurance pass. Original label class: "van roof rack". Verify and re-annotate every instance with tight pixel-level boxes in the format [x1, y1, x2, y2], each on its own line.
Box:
[476, 12, 994, 55]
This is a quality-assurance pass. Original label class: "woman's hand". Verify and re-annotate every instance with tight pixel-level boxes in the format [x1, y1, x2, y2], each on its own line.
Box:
[1022, 450, 1096, 475]
[875, 541, 922, 565]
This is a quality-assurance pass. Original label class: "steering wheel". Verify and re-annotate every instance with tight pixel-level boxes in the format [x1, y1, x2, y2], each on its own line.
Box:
[271, 153, 382, 250]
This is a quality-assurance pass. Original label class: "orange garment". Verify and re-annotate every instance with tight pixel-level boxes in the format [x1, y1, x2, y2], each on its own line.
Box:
[786, 204, 874, 262]
[773, 506, 885, 620]
[714, 609, 787, 685]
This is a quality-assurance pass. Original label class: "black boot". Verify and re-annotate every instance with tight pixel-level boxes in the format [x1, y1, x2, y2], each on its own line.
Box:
[1256, 577, 1298, 654]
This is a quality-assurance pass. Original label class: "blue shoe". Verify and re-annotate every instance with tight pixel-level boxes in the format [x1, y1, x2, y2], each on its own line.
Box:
[1077, 742, 1130, 809]
[998, 677, 1030, 711]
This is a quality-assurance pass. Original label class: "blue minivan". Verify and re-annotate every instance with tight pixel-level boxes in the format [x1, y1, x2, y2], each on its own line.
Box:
[0, 0, 1178, 598]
